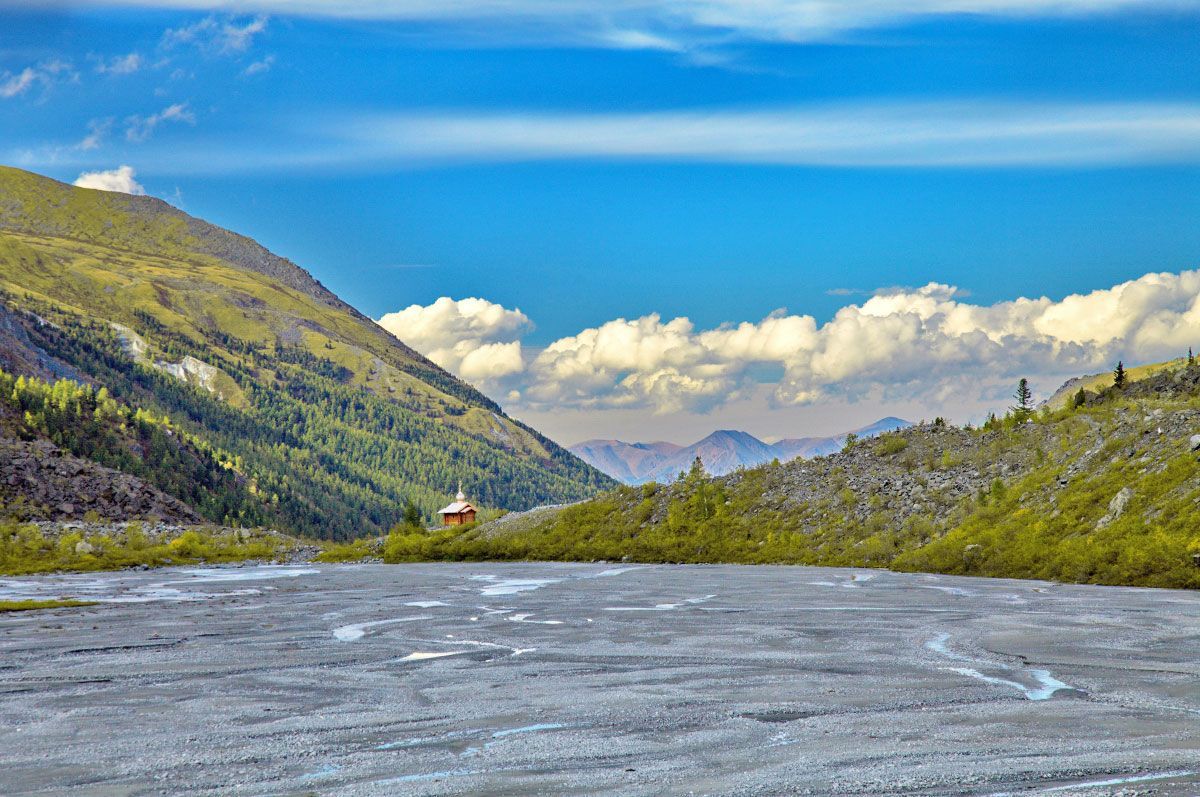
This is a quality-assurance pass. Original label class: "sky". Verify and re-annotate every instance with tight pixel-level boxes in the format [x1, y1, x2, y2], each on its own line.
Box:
[3, 1, 1200, 445]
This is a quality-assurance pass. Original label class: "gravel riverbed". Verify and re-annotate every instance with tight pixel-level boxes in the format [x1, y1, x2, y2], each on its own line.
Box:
[0, 563, 1197, 796]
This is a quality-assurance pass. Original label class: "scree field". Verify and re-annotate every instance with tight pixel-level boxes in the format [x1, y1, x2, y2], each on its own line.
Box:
[1, 563, 1197, 796]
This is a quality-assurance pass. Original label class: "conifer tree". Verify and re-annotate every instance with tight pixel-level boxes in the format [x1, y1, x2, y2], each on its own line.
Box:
[1072, 387, 1086, 409]
[403, 500, 423, 529]
[1012, 378, 1033, 421]
[1114, 360, 1127, 389]
[1189, 348, 1195, 368]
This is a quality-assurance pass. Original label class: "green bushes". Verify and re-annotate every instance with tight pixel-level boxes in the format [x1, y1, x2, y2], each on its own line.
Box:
[893, 454, 1200, 588]
[0, 522, 291, 575]
[876, 435, 909, 456]
[315, 538, 377, 562]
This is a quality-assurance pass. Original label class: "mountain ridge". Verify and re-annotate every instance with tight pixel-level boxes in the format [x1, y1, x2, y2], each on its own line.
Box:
[0, 166, 614, 537]
[571, 417, 912, 483]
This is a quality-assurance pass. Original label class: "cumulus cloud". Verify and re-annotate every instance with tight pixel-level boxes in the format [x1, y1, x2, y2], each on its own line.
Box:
[377, 297, 532, 382]
[73, 165, 146, 195]
[381, 271, 1200, 414]
[125, 102, 196, 142]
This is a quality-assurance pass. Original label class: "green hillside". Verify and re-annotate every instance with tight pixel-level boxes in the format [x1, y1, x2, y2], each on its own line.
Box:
[1043, 357, 1186, 410]
[0, 166, 614, 538]
[409, 364, 1200, 588]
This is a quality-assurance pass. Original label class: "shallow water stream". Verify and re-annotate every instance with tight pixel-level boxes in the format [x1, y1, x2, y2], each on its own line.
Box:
[1, 562, 1197, 795]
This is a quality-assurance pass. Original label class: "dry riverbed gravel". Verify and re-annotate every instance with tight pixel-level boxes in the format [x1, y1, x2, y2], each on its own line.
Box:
[0, 562, 1197, 796]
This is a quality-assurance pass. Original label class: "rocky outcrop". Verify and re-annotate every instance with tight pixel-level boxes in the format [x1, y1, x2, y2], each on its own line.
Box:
[0, 435, 201, 523]
[0, 302, 84, 383]
[1097, 487, 1134, 529]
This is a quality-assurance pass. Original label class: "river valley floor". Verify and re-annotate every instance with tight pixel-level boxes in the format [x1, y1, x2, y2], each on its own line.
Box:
[0, 562, 1197, 796]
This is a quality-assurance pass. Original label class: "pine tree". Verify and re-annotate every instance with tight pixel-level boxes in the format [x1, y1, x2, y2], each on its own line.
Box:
[403, 500, 423, 529]
[1114, 360, 1127, 389]
[1012, 378, 1033, 421]
[1189, 348, 1195, 368]
[1072, 387, 1086, 409]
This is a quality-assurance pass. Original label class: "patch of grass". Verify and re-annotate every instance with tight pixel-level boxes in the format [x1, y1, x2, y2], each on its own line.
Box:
[875, 435, 910, 456]
[0, 599, 96, 612]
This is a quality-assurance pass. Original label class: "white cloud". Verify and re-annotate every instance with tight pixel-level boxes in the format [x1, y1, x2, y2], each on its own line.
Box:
[96, 52, 143, 75]
[79, 118, 114, 150]
[0, 68, 36, 98]
[344, 102, 1200, 168]
[377, 297, 532, 382]
[381, 271, 1200, 415]
[73, 165, 146, 195]
[125, 102, 196, 142]
[242, 54, 275, 76]
[162, 15, 268, 54]
[0, 60, 77, 99]
[21, 1, 1200, 44]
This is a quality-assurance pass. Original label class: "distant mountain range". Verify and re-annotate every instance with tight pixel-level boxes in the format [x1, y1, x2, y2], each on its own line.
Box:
[570, 417, 912, 484]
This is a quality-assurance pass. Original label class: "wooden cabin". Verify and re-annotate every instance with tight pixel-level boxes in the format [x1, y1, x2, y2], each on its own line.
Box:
[436, 487, 477, 526]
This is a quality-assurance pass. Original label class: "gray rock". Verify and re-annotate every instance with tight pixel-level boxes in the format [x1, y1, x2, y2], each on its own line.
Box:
[1190, 434, 1200, 451]
[1097, 487, 1134, 529]
[74, 539, 95, 556]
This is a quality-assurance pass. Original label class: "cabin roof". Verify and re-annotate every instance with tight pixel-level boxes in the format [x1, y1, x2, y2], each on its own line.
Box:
[437, 501, 476, 515]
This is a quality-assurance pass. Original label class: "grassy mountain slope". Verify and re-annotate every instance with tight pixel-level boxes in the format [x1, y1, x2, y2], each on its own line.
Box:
[0, 166, 614, 537]
[410, 365, 1200, 588]
[1043, 357, 1185, 410]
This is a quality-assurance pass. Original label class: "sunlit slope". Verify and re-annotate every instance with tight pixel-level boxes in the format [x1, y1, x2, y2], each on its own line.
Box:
[1044, 357, 1187, 410]
[0, 166, 614, 537]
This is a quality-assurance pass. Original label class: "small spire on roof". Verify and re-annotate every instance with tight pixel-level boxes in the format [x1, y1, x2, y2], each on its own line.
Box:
[456, 481, 465, 502]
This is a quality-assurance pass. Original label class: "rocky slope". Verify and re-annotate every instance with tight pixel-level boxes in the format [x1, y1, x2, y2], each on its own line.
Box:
[0, 437, 201, 523]
[471, 366, 1200, 587]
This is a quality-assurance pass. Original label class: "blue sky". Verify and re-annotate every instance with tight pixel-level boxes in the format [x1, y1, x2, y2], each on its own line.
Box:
[3, 2, 1200, 443]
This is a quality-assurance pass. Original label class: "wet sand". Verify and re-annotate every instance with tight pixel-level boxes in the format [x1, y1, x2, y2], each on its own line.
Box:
[0, 562, 1197, 796]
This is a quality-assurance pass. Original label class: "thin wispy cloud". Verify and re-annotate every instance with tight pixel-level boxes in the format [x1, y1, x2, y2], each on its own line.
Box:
[0, 60, 77, 99]
[20, 1, 1200, 44]
[162, 14, 268, 54]
[242, 55, 275, 76]
[79, 118, 114, 151]
[344, 101, 1200, 168]
[95, 52, 143, 75]
[125, 102, 195, 142]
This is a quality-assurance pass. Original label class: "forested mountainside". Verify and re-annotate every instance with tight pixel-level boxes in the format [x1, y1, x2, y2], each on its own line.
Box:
[0, 166, 613, 539]
[408, 365, 1200, 588]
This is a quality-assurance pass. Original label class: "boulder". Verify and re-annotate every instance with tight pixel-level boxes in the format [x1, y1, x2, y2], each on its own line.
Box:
[1097, 487, 1134, 529]
[74, 539, 95, 556]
